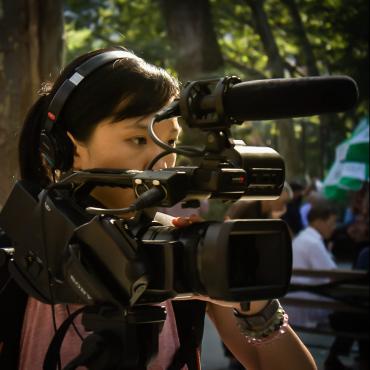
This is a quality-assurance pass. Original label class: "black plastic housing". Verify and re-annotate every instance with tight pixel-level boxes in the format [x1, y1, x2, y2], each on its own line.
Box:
[0, 181, 292, 307]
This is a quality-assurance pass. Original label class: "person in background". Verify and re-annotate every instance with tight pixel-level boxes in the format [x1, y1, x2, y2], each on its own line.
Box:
[299, 190, 326, 229]
[331, 184, 369, 262]
[347, 184, 369, 265]
[285, 201, 355, 369]
[293, 201, 337, 272]
[355, 246, 369, 271]
[282, 182, 305, 236]
[286, 201, 337, 328]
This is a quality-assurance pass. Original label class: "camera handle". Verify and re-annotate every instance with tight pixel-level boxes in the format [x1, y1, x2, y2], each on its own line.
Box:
[44, 304, 167, 370]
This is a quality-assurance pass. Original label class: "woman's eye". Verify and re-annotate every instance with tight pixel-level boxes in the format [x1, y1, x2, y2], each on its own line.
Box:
[130, 137, 147, 146]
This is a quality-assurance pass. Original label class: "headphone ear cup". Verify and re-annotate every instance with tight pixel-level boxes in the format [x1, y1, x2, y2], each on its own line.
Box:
[40, 127, 74, 172]
[40, 131, 58, 170]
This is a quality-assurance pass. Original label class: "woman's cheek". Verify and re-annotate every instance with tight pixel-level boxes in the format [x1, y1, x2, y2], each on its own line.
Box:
[167, 153, 176, 167]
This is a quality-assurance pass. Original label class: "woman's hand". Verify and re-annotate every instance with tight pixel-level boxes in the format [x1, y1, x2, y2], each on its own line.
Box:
[171, 214, 203, 227]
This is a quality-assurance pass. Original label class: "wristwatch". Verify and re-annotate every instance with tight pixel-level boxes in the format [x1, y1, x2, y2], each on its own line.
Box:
[233, 299, 281, 330]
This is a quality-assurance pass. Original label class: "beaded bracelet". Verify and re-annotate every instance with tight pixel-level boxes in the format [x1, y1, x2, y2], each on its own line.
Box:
[233, 300, 289, 345]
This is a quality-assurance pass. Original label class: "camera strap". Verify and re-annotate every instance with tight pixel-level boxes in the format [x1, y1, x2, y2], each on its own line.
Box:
[168, 300, 206, 370]
[43, 305, 87, 370]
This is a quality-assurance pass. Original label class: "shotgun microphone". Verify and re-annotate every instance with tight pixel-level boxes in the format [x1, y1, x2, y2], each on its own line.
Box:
[220, 75, 359, 121]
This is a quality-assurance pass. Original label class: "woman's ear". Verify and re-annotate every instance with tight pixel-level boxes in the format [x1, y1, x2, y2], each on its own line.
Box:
[66, 131, 86, 170]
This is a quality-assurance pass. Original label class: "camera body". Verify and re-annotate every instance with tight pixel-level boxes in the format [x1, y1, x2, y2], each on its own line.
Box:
[0, 165, 291, 309]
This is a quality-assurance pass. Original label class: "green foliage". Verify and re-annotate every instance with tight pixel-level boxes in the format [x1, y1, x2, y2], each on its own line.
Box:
[63, 0, 368, 178]
[299, 0, 369, 100]
[64, 0, 175, 69]
[210, 0, 270, 79]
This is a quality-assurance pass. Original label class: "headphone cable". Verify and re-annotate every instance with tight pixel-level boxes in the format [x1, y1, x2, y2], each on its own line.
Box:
[40, 186, 62, 370]
[65, 304, 84, 341]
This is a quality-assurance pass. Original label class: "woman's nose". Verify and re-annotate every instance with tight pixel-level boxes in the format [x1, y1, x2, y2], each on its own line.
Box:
[152, 153, 175, 170]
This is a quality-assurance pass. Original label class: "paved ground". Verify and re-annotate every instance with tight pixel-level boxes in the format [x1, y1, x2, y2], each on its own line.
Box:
[201, 316, 361, 370]
[201, 316, 229, 370]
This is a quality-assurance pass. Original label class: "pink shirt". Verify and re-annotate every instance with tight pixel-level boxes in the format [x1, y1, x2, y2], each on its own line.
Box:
[19, 298, 186, 370]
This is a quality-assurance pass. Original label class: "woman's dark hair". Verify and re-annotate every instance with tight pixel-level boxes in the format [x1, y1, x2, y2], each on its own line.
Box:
[18, 46, 179, 186]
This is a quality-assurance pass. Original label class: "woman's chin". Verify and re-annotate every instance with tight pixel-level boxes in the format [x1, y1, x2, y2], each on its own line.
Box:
[91, 186, 136, 210]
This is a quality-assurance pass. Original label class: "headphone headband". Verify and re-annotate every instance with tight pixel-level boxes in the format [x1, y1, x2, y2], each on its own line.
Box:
[45, 50, 135, 132]
[41, 50, 135, 171]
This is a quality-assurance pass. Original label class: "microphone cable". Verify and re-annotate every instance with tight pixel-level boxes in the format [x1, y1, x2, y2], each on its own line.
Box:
[39, 185, 62, 370]
[65, 304, 84, 342]
[148, 111, 205, 159]
[85, 185, 167, 216]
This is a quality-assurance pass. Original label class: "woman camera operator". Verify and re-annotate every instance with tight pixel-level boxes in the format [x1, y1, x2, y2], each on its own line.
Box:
[3, 47, 317, 370]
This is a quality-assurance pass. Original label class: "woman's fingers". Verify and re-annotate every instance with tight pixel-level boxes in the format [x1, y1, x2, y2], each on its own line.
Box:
[172, 214, 203, 228]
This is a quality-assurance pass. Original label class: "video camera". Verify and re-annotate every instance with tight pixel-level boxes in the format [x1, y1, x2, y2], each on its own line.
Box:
[0, 75, 358, 311]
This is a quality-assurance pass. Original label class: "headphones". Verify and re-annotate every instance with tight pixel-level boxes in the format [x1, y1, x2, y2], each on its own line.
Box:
[39, 50, 134, 172]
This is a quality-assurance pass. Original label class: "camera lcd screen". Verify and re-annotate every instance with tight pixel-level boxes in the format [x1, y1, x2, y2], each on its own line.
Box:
[228, 232, 283, 288]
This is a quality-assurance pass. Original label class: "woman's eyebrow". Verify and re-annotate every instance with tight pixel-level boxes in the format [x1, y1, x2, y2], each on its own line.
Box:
[126, 117, 148, 129]
[130, 117, 181, 134]
[136, 118, 150, 129]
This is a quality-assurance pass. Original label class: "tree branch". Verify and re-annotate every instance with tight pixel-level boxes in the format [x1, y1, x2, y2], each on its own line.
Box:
[283, 60, 307, 77]
[224, 57, 267, 79]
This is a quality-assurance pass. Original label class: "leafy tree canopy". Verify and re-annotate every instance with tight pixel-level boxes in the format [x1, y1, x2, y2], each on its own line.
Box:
[64, 0, 368, 177]
[64, 0, 174, 70]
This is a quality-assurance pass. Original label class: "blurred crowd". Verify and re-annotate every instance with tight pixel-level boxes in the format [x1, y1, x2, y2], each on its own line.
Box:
[283, 180, 369, 267]
[223, 179, 369, 370]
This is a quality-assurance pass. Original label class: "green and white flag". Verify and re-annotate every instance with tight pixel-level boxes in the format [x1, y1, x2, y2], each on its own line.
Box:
[323, 117, 369, 200]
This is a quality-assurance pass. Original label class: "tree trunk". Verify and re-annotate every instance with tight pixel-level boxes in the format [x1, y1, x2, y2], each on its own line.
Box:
[282, 0, 319, 76]
[160, 0, 224, 81]
[282, 0, 333, 178]
[246, 0, 303, 180]
[159, 0, 224, 158]
[0, 0, 64, 205]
